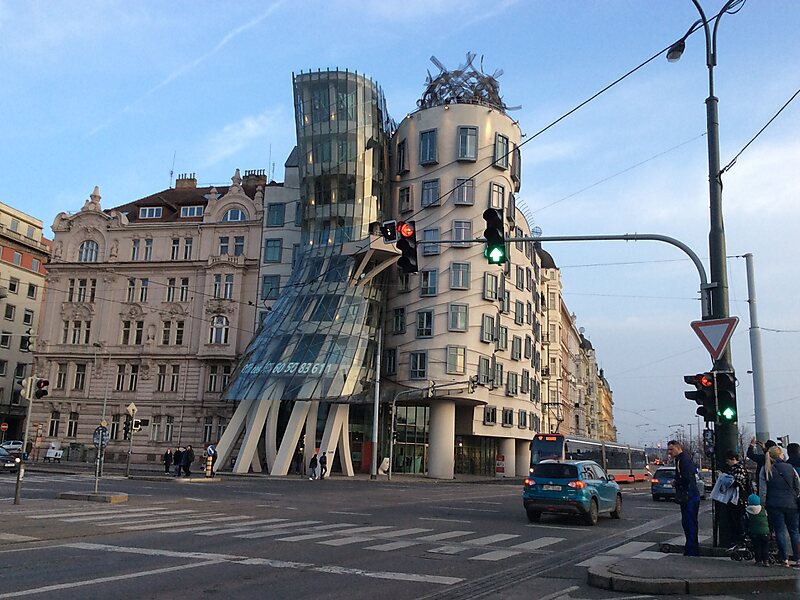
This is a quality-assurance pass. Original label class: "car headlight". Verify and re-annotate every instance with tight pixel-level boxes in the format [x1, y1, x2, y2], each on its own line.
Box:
[15, 457, 21, 463]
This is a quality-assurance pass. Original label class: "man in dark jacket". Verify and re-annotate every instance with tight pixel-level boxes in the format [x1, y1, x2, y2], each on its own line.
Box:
[787, 443, 800, 477]
[173, 447, 183, 477]
[163, 448, 173, 474]
[747, 438, 776, 493]
[182, 445, 195, 477]
[668, 440, 700, 556]
[319, 452, 328, 480]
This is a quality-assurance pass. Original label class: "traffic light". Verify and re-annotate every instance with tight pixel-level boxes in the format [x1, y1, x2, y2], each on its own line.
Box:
[396, 220, 418, 273]
[482, 208, 506, 264]
[12, 378, 25, 403]
[20, 328, 34, 352]
[380, 220, 398, 243]
[684, 372, 716, 422]
[132, 418, 142, 432]
[123, 416, 132, 440]
[715, 372, 737, 423]
[34, 379, 49, 400]
[428, 380, 435, 398]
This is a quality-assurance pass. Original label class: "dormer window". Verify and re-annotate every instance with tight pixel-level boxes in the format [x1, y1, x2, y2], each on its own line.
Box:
[223, 208, 246, 222]
[180, 205, 203, 218]
[139, 207, 162, 219]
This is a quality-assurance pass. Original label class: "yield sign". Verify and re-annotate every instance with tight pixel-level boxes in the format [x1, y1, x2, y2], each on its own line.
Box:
[691, 317, 739, 360]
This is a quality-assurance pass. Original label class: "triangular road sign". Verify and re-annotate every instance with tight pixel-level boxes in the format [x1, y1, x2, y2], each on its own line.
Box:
[690, 317, 739, 360]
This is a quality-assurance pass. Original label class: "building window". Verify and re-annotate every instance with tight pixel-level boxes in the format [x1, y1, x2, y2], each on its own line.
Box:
[27, 283, 37, 299]
[521, 369, 530, 394]
[396, 138, 408, 174]
[157, 364, 167, 392]
[483, 273, 498, 300]
[78, 240, 99, 262]
[8, 277, 18, 294]
[134, 321, 144, 345]
[126, 278, 135, 302]
[203, 417, 214, 444]
[9, 219, 19, 232]
[409, 352, 427, 379]
[169, 238, 179, 260]
[498, 326, 508, 351]
[515, 300, 524, 325]
[11, 255, 21, 270]
[384, 349, 397, 376]
[421, 179, 440, 207]
[416, 310, 433, 338]
[489, 182, 505, 209]
[398, 272, 410, 293]
[180, 205, 203, 217]
[31, 258, 40, 272]
[223, 274, 234, 299]
[458, 126, 478, 161]
[74, 364, 86, 390]
[422, 228, 439, 256]
[452, 220, 472, 246]
[170, 365, 180, 392]
[450, 262, 470, 290]
[399, 187, 412, 212]
[179, 278, 190, 301]
[524, 335, 532, 359]
[183, 237, 193, 260]
[150, 416, 162, 442]
[131, 239, 140, 261]
[419, 129, 437, 164]
[516, 266, 524, 290]
[144, 239, 153, 260]
[110, 415, 120, 440]
[55, 363, 67, 389]
[139, 279, 149, 302]
[165, 278, 176, 302]
[392, 308, 405, 334]
[221, 365, 232, 389]
[511, 336, 522, 360]
[48, 411, 60, 437]
[494, 133, 510, 169]
[67, 412, 79, 437]
[175, 321, 185, 345]
[139, 206, 162, 219]
[218, 236, 229, 255]
[481, 315, 494, 343]
[478, 356, 491, 385]
[223, 208, 247, 222]
[448, 304, 468, 332]
[263, 239, 282, 262]
[234, 236, 245, 256]
[165, 416, 174, 442]
[207, 366, 219, 392]
[261, 275, 280, 300]
[420, 270, 438, 296]
[453, 178, 474, 205]
[209, 315, 230, 344]
[495, 362, 504, 389]
[484, 406, 497, 425]
[267, 203, 285, 226]
[502, 409, 515, 429]
[3, 331, 15, 348]
[128, 364, 139, 391]
[446, 346, 466, 375]
[3, 304, 14, 321]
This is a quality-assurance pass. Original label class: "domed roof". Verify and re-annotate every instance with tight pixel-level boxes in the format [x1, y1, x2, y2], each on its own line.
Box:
[537, 246, 557, 269]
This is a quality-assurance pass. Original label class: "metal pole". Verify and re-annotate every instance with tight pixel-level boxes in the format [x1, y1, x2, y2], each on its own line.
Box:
[388, 395, 396, 481]
[370, 328, 382, 480]
[743, 253, 769, 441]
[13, 378, 34, 505]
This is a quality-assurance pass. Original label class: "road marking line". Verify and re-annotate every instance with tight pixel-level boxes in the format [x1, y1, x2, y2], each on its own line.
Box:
[196, 518, 289, 536]
[509, 536, 565, 550]
[328, 525, 394, 535]
[0, 533, 39, 542]
[63, 509, 198, 523]
[607, 541, 655, 555]
[236, 520, 321, 538]
[0, 560, 221, 598]
[378, 527, 432, 538]
[460, 533, 519, 545]
[151, 516, 253, 533]
[276, 524, 359, 542]
[536, 585, 580, 600]
[463, 500, 502, 505]
[525, 524, 588, 531]
[28, 507, 171, 519]
[364, 540, 419, 551]
[428, 545, 466, 555]
[328, 511, 372, 516]
[57, 542, 462, 586]
[415, 530, 474, 542]
[438, 506, 498, 513]
[319, 536, 373, 546]
[419, 517, 472, 524]
[470, 550, 521, 561]
[121, 517, 226, 531]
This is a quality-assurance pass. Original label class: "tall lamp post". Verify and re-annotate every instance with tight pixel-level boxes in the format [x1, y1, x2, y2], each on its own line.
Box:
[667, 0, 741, 546]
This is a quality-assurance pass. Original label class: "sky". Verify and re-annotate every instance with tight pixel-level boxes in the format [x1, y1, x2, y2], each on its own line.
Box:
[2, 0, 798, 449]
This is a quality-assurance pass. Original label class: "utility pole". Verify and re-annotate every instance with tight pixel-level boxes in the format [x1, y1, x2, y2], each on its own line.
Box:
[743, 254, 769, 441]
[13, 377, 35, 505]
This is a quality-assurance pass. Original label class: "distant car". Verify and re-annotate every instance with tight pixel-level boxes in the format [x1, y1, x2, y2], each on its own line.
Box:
[0, 447, 21, 473]
[651, 466, 707, 501]
[523, 460, 622, 526]
[0, 440, 23, 452]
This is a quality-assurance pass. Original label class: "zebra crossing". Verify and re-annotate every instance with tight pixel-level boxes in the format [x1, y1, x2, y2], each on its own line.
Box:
[21, 505, 569, 562]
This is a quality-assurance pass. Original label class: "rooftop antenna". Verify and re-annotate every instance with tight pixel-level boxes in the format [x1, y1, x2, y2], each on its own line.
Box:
[267, 144, 272, 183]
[169, 151, 176, 188]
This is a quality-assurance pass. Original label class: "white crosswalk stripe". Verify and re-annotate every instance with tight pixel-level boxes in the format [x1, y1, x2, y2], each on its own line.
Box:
[236, 521, 322, 539]
[364, 540, 419, 551]
[415, 530, 474, 542]
[196, 518, 290, 536]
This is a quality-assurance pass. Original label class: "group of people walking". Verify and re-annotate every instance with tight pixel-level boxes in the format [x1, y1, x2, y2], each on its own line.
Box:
[307, 452, 328, 480]
[163, 445, 195, 477]
[669, 437, 800, 568]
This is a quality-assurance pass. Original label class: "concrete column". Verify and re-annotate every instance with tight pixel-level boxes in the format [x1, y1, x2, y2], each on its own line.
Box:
[499, 437, 516, 478]
[515, 439, 531, 476]
[428, 400, 455, 479]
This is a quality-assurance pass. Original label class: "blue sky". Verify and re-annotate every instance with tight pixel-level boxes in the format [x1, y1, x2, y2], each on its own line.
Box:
[2, 0, 798, 448]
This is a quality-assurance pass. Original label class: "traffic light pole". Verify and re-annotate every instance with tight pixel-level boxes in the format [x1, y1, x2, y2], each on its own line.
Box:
[13, 378, 35, 505]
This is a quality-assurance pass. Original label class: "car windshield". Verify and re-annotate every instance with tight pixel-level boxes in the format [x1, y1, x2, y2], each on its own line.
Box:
[654, 469, 674, 478]
[0, 448, 10, 457]
[532, 463, 579, 479]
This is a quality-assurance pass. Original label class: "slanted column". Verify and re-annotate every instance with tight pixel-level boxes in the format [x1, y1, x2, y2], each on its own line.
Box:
[428, 400, 455, 479]
[515, 439, 531, 476]
[499, 437, 516, 478]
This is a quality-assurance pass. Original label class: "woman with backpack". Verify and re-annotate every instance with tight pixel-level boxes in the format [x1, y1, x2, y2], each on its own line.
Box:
[758, 445, 800, 568]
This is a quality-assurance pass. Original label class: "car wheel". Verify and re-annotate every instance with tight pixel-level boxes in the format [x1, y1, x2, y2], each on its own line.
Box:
[611, 494, 622, 519]
[583, 498, 599, 526]
[526, 509, 541, 523]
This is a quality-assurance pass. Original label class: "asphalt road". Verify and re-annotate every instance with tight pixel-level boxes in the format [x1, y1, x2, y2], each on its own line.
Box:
[0, 472, 796, 600]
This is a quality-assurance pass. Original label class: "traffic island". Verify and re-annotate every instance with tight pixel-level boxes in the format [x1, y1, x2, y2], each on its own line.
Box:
[587, 554, 798, 595]
[57, 491, 129, 504]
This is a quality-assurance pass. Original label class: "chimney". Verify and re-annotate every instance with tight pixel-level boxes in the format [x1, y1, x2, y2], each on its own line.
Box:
[243, 169, 267, 188]
[175, 172, 197, 189]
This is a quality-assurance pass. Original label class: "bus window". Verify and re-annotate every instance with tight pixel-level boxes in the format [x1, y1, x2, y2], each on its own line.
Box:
[530, 435, 564, 465]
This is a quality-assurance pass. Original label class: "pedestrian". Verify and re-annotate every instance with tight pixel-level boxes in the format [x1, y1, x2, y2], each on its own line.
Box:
[182, 445, 195, 477]
[294, 449, 303, 476]
[758, 445, 800, 568]
[724, 451, 751, 546]
[668, 439, 701, 556]
[747, 438, 777, 493]
[308, 453, 318, 480]
[745, 493, 771, 567]
[163, 448, 173, 474]
[173, 447, 183, 477]
[787, 443, 800, 477]
[319, 451, 328, 480]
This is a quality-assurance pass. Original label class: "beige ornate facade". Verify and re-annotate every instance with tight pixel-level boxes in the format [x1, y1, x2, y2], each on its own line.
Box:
[31, 172, 262, 463]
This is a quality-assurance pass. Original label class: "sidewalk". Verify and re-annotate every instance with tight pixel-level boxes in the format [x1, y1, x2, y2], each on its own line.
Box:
[588, 548, 799, 595]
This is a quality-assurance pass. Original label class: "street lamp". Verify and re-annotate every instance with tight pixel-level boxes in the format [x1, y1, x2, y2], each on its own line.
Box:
[666, 1, 740, 474]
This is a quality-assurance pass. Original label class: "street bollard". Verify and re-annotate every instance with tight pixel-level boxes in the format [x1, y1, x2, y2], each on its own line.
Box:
[205, 455, 213, 478]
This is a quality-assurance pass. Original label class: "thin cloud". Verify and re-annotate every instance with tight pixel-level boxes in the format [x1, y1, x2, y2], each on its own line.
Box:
[86, 0, 286, 138]
[199, 108, 285, 168]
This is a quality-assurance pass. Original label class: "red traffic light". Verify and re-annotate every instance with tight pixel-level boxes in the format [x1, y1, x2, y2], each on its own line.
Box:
[698, 374, 713, 387]
[397, 221, 414, 238]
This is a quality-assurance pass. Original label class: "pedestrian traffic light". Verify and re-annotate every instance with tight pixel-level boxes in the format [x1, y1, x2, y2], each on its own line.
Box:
[396, 220, 418, 273]
[132, 418, 142, 432]
[34, 378, 49, 400]
[684, 372, 716, 422]
[380, 220, 398, 243]
[123, 416, 132, 440]
[715, 371, 737, 423]
[482, 208, 506, 265]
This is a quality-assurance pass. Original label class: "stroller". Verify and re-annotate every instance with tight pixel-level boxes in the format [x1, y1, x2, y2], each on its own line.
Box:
[728, 534, 780, 563]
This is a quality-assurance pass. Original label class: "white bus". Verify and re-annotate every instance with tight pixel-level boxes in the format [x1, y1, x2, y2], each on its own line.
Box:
[530, 433, 650, 482]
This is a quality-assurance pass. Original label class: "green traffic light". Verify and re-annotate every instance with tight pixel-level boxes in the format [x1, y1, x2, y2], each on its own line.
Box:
[720, 407, 736, 420]
[485, 245, 506, 265]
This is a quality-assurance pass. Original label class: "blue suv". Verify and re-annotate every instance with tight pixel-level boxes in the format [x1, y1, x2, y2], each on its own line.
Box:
[523, 460, 622, 526]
